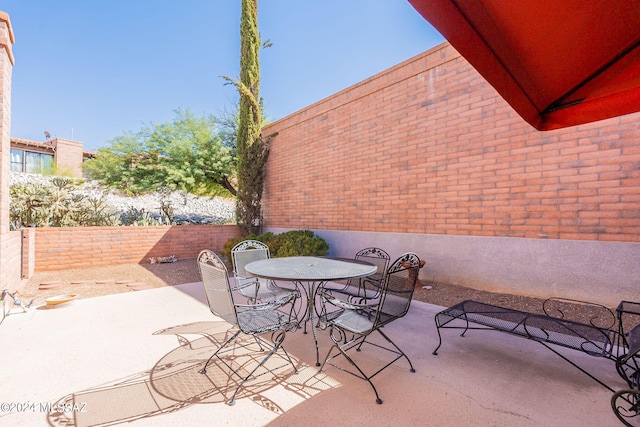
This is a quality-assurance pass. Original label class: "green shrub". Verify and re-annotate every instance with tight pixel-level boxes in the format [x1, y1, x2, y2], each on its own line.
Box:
[222, 230, 329, 263]
[268, 230, 329, 257]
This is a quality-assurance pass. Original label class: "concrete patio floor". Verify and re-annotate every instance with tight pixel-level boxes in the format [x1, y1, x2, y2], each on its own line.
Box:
[0, 282, 627, 426]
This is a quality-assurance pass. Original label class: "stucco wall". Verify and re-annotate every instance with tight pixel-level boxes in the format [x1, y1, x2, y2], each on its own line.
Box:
[307, 229, 638, 308]
[261, 42, 640, 306]
[53, 138, 84, 177]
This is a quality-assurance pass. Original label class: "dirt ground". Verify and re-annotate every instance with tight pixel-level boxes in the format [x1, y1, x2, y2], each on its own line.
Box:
[18, 257, 560, 317]
[20, 259, 204, 307]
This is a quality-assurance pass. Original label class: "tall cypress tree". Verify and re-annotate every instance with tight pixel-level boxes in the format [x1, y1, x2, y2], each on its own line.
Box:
[228, 0, 268, 235]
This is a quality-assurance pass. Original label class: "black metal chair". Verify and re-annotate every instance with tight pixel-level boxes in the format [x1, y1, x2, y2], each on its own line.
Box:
[317, 252, 420, 404]
[197, 249, 299, 405]
[231, 239, 299, 304]
[611, 332, 640, 426]
[611, 301, 640, 426]
[322, 247, 390, 302]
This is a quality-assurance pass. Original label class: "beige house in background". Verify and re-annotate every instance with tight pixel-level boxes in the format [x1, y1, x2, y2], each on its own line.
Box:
[10, 137, 93, 178]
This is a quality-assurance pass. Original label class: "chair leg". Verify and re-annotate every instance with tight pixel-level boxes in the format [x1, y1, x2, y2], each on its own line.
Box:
[612, 389, 640, 426]
[376, 328, 415, 373]
[228, 330, 297, 405]
[200, 330, 241, 374]
[318, 329, 384, 404]
[252, 335, 266, 351]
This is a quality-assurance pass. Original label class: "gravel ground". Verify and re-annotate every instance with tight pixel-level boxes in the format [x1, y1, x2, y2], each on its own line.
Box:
[20, 258, 203, 308]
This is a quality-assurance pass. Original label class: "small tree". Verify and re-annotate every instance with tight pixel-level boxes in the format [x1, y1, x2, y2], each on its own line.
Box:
[224, 0, 269, 235]
[84, 109, 236, 196]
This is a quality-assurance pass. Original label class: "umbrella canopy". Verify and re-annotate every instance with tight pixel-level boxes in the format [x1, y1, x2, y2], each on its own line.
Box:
[409, 0, 640, 130]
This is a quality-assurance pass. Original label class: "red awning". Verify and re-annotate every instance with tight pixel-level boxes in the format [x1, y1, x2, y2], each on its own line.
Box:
[408, 0, 640, 131]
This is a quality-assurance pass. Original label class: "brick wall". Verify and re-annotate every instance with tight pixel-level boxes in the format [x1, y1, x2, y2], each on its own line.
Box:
[261, 42, 640, 306]
[32, 225, 241, 271]
[0, 13, 13, 236]
[262, 42, 640, 242]
[0, 12, 20, 293]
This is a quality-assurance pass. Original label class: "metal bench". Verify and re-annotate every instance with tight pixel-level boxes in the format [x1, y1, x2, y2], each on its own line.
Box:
[433, 298, 640, 425]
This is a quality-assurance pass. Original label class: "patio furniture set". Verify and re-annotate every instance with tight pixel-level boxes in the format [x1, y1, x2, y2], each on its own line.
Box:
[196, 239, 640, 424]
[197, 242, 420, 405]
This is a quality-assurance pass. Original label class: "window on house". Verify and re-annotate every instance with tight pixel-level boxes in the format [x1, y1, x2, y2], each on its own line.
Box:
[25, 151, 54, 173]
[10, 149, 54, 173]
[10, 149, 23, 172]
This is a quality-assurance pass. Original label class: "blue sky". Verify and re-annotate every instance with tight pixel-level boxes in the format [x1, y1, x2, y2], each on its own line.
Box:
[2, 1, 443, 151]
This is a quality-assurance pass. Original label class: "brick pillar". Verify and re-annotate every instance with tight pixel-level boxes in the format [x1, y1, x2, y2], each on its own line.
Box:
[21, 228, 34, 279]
[0, 12, 14, 234]
[0, 12, 15, 291]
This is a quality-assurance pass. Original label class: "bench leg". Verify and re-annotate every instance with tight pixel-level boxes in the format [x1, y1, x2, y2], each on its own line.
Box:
[432, 324, 443, 355]
[433, 315, 470, 355]
[459, 314, 471, 337]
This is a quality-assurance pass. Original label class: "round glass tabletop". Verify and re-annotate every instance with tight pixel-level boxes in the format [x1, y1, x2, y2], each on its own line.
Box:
[244, 256, 377, 281]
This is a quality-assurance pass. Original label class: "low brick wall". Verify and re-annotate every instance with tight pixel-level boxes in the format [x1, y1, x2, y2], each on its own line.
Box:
[32, 225, 241, 272]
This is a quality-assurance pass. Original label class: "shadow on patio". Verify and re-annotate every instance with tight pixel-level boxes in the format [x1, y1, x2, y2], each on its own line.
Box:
[0, 282, 626, 426]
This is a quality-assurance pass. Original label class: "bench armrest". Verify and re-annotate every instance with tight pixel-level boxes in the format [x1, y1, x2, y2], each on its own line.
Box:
[543, 297, 616, 329]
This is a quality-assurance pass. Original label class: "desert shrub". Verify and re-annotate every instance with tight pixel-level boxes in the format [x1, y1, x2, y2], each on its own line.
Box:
[120, 207, 172, 226]
[76, 198, 122, 226]
[10, 179, 121, 228]
[10, 183, 49, 228]
[222, 230, 329, 263]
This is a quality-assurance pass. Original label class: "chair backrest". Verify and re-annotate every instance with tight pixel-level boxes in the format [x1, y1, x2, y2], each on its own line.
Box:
[374, 252, 421, 328]
[354, 247, 390, 287]
[232, 240, 270, 281]
[197, 249, 239, 327]
[231, 240, 275, 298]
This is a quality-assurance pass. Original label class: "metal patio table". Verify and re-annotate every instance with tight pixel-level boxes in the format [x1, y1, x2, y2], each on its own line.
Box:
[244, 256, 377, 366]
